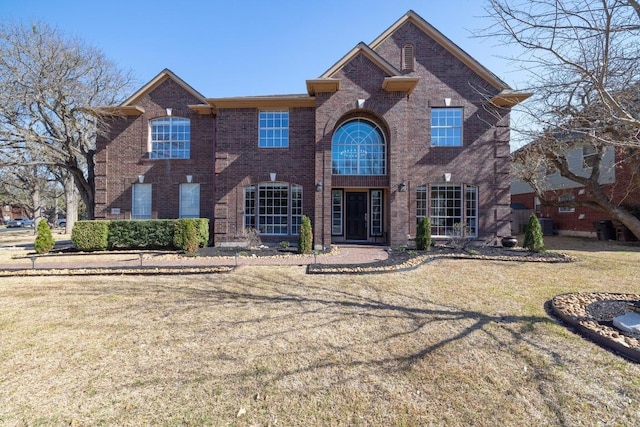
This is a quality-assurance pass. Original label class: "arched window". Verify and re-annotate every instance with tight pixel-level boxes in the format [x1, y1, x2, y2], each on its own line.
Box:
[402, 43, 415, 71]
[149, 117, 190, 159]
[331, 119, 386, 175]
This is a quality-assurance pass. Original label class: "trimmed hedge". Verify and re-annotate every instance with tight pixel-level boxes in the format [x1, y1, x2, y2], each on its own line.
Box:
[71, 219, 209, 252]
[173, 218, 209, 251]
[108, 220, 175, 249]
[72, 220, 110, 251]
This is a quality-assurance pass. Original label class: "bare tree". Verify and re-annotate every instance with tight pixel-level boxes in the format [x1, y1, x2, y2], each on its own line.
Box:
[484, 0, 640, 239]
[0, 21, 133, 228]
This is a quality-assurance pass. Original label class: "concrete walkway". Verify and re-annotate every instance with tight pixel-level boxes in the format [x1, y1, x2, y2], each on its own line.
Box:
[0, 245, 389, 272]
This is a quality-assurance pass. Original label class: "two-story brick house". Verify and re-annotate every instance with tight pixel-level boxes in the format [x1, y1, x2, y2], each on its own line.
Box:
[95, 10, 529, 248]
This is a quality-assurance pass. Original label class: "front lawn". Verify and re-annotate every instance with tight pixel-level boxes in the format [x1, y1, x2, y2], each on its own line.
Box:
[0, 237, 639, 425]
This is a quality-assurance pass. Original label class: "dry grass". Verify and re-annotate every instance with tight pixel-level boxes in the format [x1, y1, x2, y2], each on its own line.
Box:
[1, 237, 640, 425]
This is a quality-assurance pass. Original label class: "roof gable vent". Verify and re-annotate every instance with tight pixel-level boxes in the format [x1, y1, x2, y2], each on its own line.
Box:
[402, 43, 415, 71]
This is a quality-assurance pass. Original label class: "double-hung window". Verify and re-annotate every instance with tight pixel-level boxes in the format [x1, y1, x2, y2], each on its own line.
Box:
[150, 117, 190, 159]
[179, 183, 200, 218]
[259, 111, 289, 148]
[558, 193, 576, 213]
[132, 183, 152, 219]
[431, 108, 463, 147]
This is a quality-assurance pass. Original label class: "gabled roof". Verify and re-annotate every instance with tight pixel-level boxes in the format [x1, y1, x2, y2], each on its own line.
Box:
[120, 68, 208, 108]
[370, 10, 510, 91]
[307, 42, 419, 96]
[306, 10, 529, 105]
[320, 42, 401, 79]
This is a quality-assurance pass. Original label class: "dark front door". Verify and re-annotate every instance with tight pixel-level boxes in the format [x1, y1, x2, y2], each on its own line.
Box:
[346, 192, 367, 240]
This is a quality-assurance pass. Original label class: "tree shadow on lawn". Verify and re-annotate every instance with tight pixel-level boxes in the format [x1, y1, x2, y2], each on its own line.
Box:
[84, 272, 561, 376]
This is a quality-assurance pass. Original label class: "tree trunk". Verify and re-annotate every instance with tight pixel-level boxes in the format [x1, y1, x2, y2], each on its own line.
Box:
[589, 183, 640, 240]
[30, 187, 41, 236]
[63, 174, 79, 234]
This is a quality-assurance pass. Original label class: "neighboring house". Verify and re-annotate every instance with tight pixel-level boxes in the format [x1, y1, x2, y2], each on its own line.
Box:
[511, 144, 640, 240]
[1, 204, 28, 225]
[95, 10, 529, 248]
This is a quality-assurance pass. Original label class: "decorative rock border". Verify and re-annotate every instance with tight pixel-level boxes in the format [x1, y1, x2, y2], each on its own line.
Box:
[551, 292, 640, 363]
[0, 266, 234, 277]
[308, 248, 576, 274]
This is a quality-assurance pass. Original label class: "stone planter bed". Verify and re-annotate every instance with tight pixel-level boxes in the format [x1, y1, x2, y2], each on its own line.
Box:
[551, 292, 640, 363]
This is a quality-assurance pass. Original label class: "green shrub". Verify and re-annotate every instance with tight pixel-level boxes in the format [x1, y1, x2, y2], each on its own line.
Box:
[34, 220, 55, 254]
[523, 214, 545, 252]
[108, 220, 174, 249]
[298, 215, 313, 254]
[416, 217, 431, 250]
[184, 220, 199, 254]
[72, 220, 110, 251]
[194, 218, 210, 247]
[173, 219, 202, 252]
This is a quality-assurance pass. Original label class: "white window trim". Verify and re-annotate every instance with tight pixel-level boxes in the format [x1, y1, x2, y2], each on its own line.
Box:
[179, 183, 200, 218]
[149, 117, 191, 159]
[417, 183, 478, 238]
[244, 182, 302, 235]
[332, 190, 343, 236]
[132, 183, 152, 219]
[370, 190, 383, 237]
[258, 110, 289, 148]
[431, 107, 463, 147]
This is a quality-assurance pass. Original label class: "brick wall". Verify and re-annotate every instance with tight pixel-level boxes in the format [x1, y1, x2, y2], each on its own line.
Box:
[96, 79, 215, 226]
[214, 106, 316, 244]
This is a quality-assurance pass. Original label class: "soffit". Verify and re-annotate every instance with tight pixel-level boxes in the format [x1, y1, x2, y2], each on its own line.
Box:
[207, 95, 316, 112]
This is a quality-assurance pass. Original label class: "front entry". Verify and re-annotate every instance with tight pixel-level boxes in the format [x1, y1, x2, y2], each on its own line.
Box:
[345, 192, 367, 240]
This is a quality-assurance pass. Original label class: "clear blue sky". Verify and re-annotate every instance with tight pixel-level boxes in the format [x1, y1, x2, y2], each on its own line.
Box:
[0, 0, 525, 98]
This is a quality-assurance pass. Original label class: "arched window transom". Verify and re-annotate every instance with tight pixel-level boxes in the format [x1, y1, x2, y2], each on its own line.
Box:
[331, 119, 386, 176]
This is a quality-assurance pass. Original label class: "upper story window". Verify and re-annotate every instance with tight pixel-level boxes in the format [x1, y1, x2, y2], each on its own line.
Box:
[431, 108, 463, 147]
[558, 193, 576, 213]
[149, 117, 190, 159]
[402, 43, 415, 71]
[332, 119, 386, 175]
[259, 111, 289, 148]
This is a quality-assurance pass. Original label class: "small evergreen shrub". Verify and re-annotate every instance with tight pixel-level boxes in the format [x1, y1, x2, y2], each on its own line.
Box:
[194, 218, 210, 247]
[173, 219, 201, 253]
[72, 220, 110, 251]
[416, 217, 432, 250]
[183, 220, 199, 254]
[298, 215, 313, 254]
[523, 214, 545, 252]
[34, 220, 55, 254]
